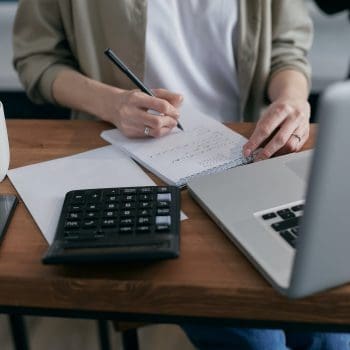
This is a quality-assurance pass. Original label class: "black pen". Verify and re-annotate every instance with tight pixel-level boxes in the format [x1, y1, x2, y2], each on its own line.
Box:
[104, 48, 184, 131]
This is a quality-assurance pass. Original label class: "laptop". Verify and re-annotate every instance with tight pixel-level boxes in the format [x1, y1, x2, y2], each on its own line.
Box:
[188, 81, 350, 298]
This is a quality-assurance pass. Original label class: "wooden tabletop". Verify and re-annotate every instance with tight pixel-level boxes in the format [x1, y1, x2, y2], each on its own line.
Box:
[2, 120, 349, 328]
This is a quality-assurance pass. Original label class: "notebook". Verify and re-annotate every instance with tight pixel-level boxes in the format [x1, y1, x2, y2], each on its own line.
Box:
[101, 105, 249, 187]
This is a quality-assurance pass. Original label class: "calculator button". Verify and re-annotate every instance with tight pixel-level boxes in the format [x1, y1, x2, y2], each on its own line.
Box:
[64, 232, 80, 240]
[83, 220, 97, 229]
[140, 202, 152, 209]
[139, 187, 153, 193]
[72, 194, 85, 203]
[105, 203, 118, 210]
[104, 211, 118, 218]
[157, 193, 172, 201]
[67, 212, 81, 220]
[121, 210, 135, 217]
[137, 217, 151, 225]
[88, 192, 101, 201]
[156, 216, 171, 225]
[157, 208, 170, 215]
[136, 226, 151, 234]
[104, 189, 120, 195]
[122, 202, 135, 209]
[156, 225, 170, 233]
[86, 212, 97, 218]
[69, 205, 83, 212]
[106, 195, 118, 202]
[157, 201, 169, 208]
[120, 218, 134, 226]
[157, 187, 169, 193]
[138, 209, 152, 217]
[86, 204, 99, 211]
[119, 227, 133, 234]
[122, 188, 137, 194]
[65, 221, 80, 230]
[139, 194, 153, 201]
[123, 195, 136, 202]
[102, 219, 117, 228]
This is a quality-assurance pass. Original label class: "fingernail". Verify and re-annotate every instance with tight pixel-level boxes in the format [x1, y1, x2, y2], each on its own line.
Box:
[244, 148, 251, 158]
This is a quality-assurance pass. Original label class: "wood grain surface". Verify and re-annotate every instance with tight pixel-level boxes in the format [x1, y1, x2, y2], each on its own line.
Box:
[3, 120, 349, 327]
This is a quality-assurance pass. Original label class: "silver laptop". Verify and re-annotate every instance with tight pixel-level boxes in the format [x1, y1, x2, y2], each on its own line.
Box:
[188, 81, 350, 298]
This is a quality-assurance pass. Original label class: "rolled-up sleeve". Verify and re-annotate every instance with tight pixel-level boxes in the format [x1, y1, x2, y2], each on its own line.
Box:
[269, 0, 313, 88]
[13, 0, 78, 104]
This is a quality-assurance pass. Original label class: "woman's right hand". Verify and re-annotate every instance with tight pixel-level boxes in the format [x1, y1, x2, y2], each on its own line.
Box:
[100, 87, 183, 138]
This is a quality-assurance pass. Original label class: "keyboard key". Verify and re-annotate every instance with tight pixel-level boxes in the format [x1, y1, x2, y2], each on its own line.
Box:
[262, 212, 277, 220]
[271, 217, 300, 232]
[291, 204, 304, 212]
[280, 230, 296, 248]
[277, 209, 295, 220]
[290, 227, 299, 236]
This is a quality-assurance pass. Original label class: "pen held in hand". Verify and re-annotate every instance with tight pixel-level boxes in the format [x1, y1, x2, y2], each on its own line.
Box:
[104, 48, 184, 131]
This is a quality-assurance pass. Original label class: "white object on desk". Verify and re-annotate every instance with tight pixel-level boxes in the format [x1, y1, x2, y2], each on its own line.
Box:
[0, 102, 10, 182]
[8, 146, 158, 244]
[101, 105, 248, 187]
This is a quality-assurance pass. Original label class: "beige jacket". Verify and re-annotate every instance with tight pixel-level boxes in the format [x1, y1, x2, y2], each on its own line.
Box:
[13, 0, 313, 121]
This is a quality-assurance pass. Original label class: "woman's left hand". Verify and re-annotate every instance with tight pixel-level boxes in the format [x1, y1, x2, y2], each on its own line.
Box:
[243, 97, 311, 161]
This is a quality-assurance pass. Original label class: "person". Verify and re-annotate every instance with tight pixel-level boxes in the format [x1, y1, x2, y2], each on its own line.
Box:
[13, 1, 350, 349]
[13, 0, 312, 162]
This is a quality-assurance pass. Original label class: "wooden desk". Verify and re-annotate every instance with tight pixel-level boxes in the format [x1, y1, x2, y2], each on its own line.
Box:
[1, 120, 349, 332]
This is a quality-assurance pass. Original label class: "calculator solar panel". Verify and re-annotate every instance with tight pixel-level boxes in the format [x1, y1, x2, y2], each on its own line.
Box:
[43, 186, 180, 264]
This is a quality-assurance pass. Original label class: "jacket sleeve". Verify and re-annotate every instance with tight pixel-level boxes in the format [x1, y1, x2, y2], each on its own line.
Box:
[13, 0, 78, 104]
[269, 0, 313, 89]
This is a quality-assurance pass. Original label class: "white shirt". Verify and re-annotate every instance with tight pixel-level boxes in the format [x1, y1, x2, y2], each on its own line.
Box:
[144, 0, 240, 122]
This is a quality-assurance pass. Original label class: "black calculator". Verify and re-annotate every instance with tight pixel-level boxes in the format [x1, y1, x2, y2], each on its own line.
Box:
[43, 186, 180, 264]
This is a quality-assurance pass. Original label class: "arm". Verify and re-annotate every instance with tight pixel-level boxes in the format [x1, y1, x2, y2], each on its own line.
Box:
[13, 0, 181, 138]
[52, 69, 182, 137]
[243, 0, 312, 160]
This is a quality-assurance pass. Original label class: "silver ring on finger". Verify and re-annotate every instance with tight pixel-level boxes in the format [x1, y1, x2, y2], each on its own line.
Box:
[144, 126, 151, 137]
[291, 133, 301, 143]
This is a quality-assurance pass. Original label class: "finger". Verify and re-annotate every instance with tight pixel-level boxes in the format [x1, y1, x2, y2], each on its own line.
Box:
[153, 88, 184, 108]
[135, 92, 180, 118]
[142, 112, 178, 130]
[275, 124, 309, 156]
[255, 116, 300, 160]
[148, 126, 173, 138]
[243, 105, 292, 157]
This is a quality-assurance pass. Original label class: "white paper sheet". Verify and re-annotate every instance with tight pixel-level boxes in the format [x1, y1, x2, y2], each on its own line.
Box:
[8, 146, 171, 244]
[101, 104, 248, 187]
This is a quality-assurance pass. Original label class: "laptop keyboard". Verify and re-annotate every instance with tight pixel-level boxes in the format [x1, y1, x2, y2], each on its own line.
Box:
[261, 204, 304, 248]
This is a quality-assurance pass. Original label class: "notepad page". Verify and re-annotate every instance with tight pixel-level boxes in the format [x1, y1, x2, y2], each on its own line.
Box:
[101, 105, 248, 187]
